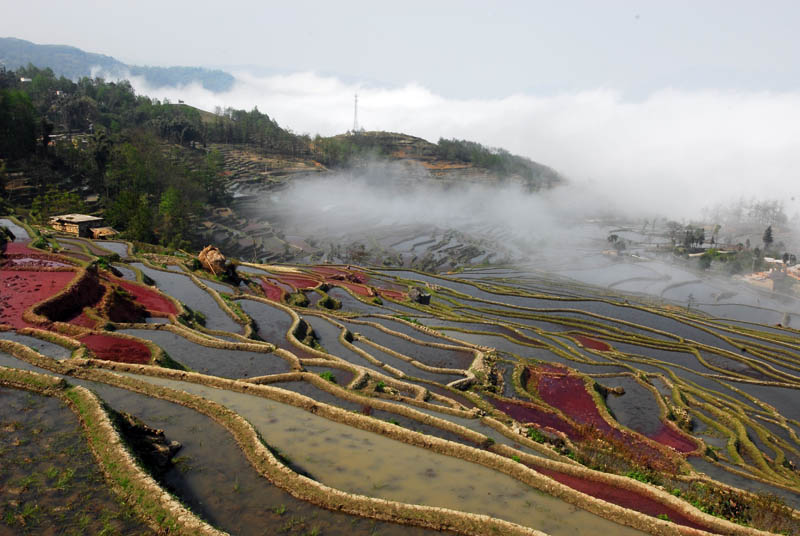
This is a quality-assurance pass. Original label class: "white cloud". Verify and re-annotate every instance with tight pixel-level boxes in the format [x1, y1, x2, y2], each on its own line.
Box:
[126, 71, 800, 221]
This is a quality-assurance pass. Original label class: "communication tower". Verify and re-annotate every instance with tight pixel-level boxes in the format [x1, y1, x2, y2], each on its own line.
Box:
[353, 93, 359, 133]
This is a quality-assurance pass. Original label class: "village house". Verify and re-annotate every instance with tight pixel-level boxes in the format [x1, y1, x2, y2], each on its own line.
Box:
[48, 214, 116, 238]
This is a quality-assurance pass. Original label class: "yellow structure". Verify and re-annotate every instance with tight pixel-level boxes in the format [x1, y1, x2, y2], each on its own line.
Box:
[49, 214, 105, 237]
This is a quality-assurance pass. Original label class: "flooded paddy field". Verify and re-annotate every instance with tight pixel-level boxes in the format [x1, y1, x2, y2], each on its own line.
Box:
[0, 386, 150, 535]
[4, 222, 800, 535]
[130, 262, 240, 332]
[119, 374, 645, 536]
[82, 381, 447, 536]
[119, 328, 292, 378]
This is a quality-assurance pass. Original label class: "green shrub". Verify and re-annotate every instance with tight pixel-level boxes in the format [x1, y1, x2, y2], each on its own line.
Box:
[526, 427, 546, 443]
[319, 371, 337, 384]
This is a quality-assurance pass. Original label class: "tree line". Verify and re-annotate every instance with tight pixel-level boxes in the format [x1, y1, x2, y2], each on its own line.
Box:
[0, 65, 240, 248]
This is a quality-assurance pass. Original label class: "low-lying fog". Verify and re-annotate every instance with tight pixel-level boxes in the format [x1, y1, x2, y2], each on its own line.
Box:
[128, 70, 800, 221]
[120, 68, 800, 320]
[238, 161, 800, 323]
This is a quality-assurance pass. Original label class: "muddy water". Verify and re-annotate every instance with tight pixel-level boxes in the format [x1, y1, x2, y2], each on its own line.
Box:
[93, 240, 129, 256]
[113, 263, 137, 281]
[600, 376, 663, 437]
[342, 321, 474, 370]
[83, 381, 445, 536]
[236, 299, 312, 355]
[351, 339, 465, 383]
[120, 374, 642, 535]
[274, 380, 477, 447]
[0, 386, 150, 535]
[723, 379, 800, 422]
[304, 365, 356, 387]
[327, 287, 387, 314]
[0, 331, 73, 360]
[689, 458, 800, 510]
[374, 317, 468, 346]
[409, 404, 549, 458]
[194, 276, 235, 295]
[119, 329, 292, 378]
[58, 237, 112, 256]
[0, 356, 449, 535]
[130, 263, 239, 332]
[0, 218, 30, 240]
[305, 316, 382, 368]
[0, 351, 54, 374]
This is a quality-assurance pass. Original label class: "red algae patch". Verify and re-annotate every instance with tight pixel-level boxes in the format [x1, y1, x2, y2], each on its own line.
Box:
[378, 288, 406, 300]
[650, 424, 698, 453]
[78, 333, 151, 364]
[488, 395, 580, 439]
[1, 251, 75, 269]
[273, 274, 320, 290]
[530, 366, 685, 465]
[574, 334, 612, 352]
[259, 279, 286, 301]
[311, 265, 369, 283]
[68, 311, 99, 329]
[535, 368, 611, 432]
[2, 242, 34, 255]
[0, 270, 76, 328]
[530, 466, 709, 531]
[334, 280, 375, 297]
[113, 279, 178, 316]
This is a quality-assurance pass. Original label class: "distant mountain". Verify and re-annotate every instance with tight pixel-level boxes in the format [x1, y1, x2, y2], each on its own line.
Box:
[0, 37, 234, 92]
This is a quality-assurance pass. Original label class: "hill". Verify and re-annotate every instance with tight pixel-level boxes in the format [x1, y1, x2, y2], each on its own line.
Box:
[0, 37, 234, 91]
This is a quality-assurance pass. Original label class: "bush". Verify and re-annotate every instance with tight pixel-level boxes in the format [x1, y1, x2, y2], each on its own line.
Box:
[526, 427, 546, 443]
[319, 371, 337, 384]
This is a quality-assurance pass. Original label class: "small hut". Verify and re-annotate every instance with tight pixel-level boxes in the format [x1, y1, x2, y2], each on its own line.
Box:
[49, 214, 105, 237]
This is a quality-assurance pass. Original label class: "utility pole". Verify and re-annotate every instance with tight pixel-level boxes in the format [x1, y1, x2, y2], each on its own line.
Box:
[353, 94, 359, 133]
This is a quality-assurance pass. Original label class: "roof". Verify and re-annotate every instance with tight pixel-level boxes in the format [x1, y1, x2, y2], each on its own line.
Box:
[49, 214, 104, 223]
[90, 227, 118, 237]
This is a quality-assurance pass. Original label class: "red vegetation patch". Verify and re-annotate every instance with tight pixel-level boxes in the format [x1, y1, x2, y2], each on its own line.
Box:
[530, 366, 684, 466]
[68, 311, 99, 329]
[264, 277, 293, 294]
[334, 280, 374, 297]
[530, 466, 708, 531]
[273, 274, 320, 290]
[3, 242, 34, 255]
[488, 395, 580, 439]
[378, 289, 406, 300]
[2, 255, 73, 269]
[574, 334, 612, 352]
[650, 424, 698, 454]
[310, 266, 368, 283]
[113, 279, 178, 316]
[0, 270, 76, 328]
[259, 279, 286, 302]
[78, 333, 151, 364]
[536, 369, 611, 432]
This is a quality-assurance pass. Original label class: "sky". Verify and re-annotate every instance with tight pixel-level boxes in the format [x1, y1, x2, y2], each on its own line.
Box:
[5, 1, 800, 98]
[4, 0, 800, 219]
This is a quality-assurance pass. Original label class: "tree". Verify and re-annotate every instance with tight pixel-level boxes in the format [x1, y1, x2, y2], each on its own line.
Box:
[199, 149, 227, 204]
[763, 225, 774, 250]
[0, 89, 36, 159]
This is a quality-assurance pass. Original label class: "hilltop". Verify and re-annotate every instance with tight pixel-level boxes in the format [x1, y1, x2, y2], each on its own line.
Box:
[0, 62, 564, 268]
[0, 37, 234, 91]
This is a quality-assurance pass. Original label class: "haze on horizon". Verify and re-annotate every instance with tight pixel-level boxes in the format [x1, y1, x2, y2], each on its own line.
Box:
[5, 0, 800, 220]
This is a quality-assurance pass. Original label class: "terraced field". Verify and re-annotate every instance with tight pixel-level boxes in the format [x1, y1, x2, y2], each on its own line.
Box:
[2, 216, 800, 535]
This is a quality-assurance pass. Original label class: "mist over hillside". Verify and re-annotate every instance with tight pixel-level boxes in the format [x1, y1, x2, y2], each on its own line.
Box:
[0, 37, 234, 91]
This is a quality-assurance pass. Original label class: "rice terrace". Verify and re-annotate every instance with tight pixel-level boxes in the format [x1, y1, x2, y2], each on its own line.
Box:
[4, 12, 800, 535]
[3, 210, 800, 536]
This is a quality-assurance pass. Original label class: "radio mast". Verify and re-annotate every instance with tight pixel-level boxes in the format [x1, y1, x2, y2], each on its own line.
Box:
[353, 93, 359, 132]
